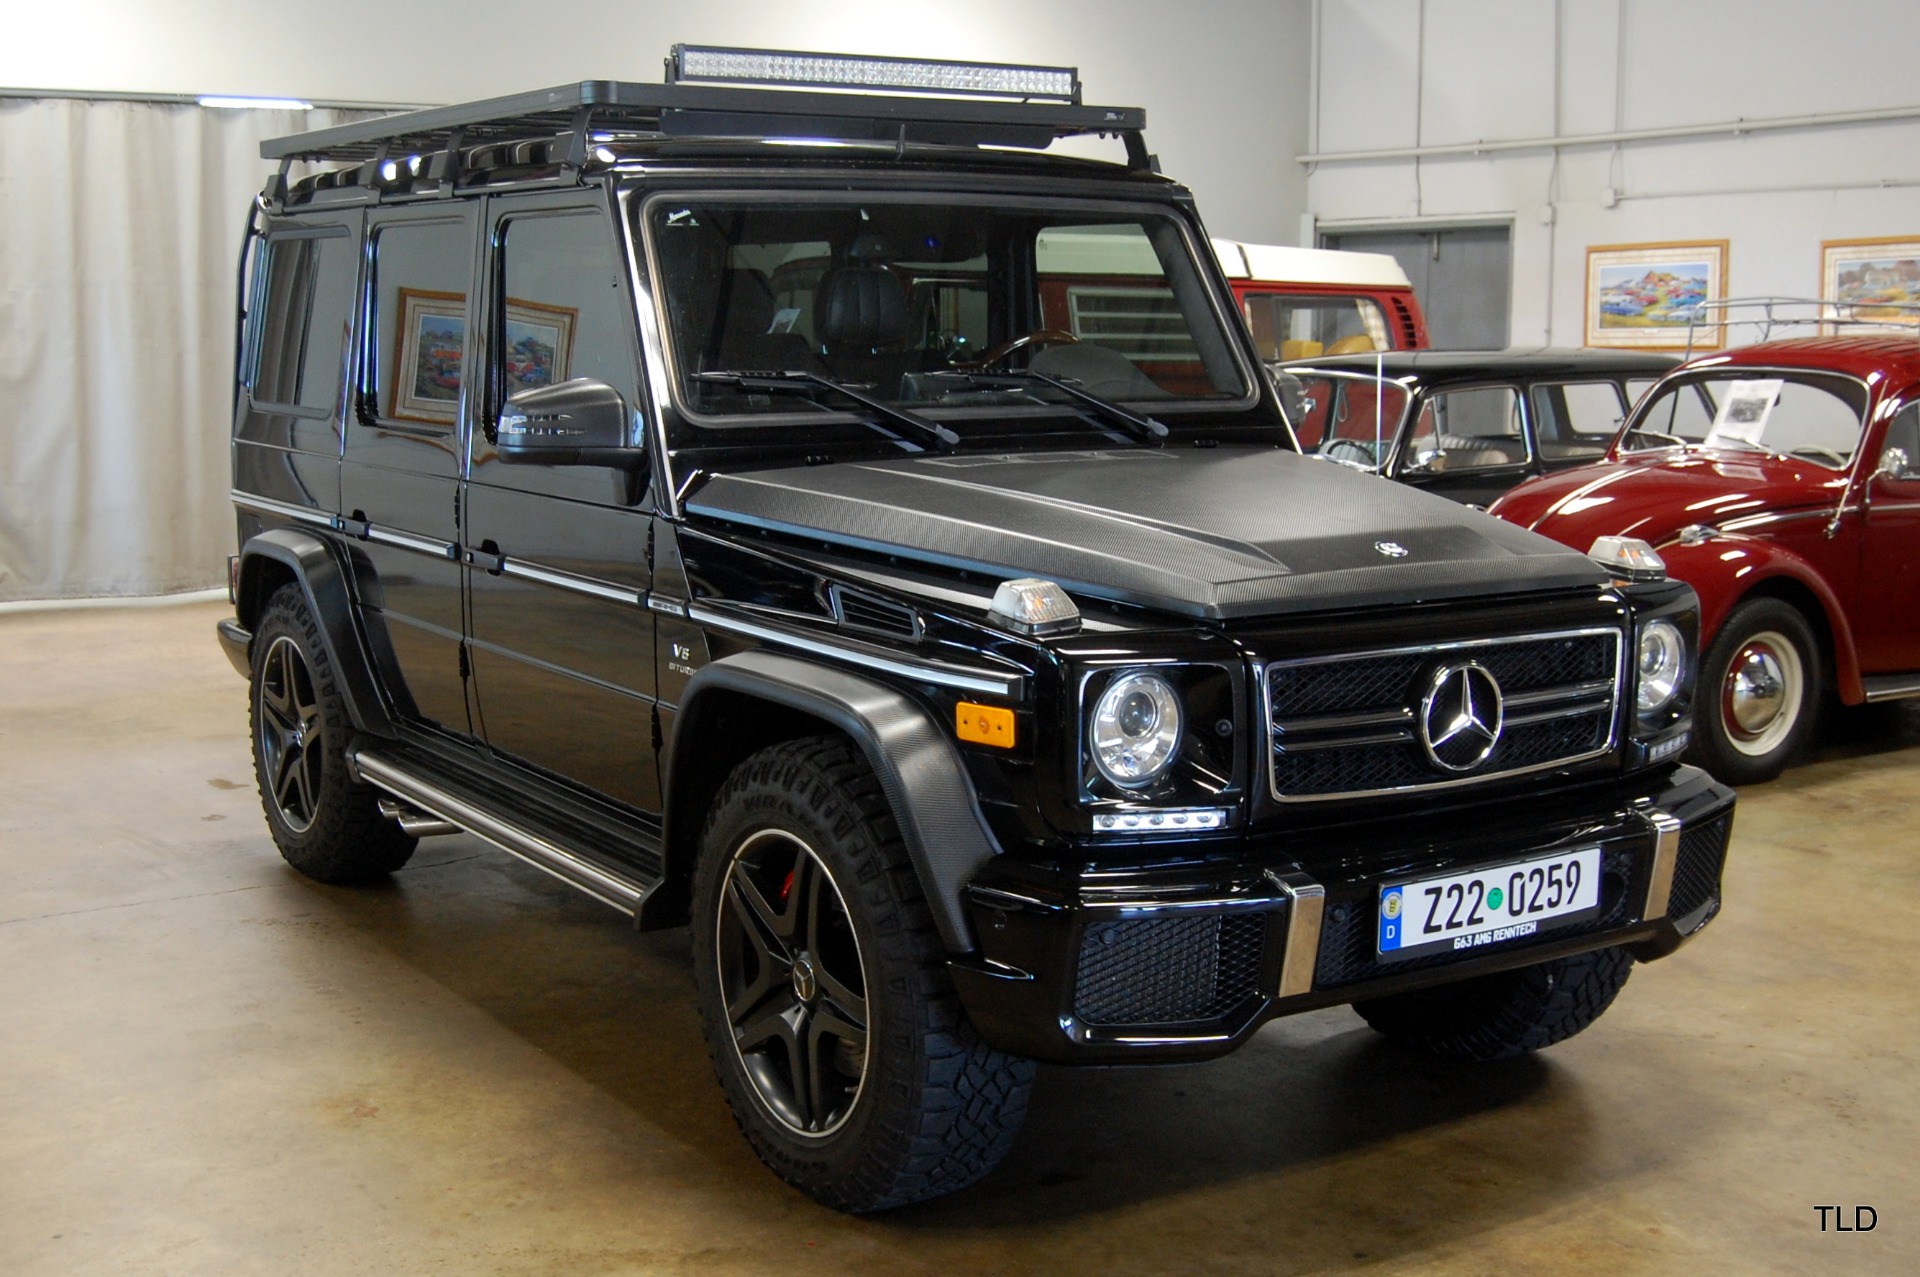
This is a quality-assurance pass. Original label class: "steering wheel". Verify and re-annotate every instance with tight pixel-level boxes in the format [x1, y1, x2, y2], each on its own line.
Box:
[1318, 437, 1378, 467]
[1789, 446, 1850, 468]
[951, 328, 1079, 371]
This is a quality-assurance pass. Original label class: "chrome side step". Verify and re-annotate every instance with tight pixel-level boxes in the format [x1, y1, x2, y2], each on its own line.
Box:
[1862, 673, 1920, 703]
[350, 748, 651, 917]
[376, 797, 462, 839]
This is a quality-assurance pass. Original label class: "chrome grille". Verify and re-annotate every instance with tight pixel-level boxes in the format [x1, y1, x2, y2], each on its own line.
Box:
[1266, 627, 1622, 800]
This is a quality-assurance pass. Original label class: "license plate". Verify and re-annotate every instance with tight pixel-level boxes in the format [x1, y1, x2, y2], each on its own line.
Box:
[1378, 847, 1602, 961]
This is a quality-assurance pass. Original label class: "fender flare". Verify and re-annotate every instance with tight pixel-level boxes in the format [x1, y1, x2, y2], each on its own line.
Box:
[1659, 535, 1863, 702]
[236, 528, 398, 737]
[666, 650, 1002, 953]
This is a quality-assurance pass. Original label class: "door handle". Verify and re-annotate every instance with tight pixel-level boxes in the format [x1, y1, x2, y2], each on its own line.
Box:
[464, 540, 506, 574]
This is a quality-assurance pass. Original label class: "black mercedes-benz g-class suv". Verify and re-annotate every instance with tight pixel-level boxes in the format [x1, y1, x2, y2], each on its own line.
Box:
[217, 47, 1735, 1213]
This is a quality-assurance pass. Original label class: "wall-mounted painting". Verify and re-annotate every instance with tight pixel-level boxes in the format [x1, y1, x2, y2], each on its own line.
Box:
[502, 298, 577, 397]
[1584, 241, 1728, 350]
[389, 290, 580, 424]
[1821, 236, 1920, 332]
[390, 288, 467, 425]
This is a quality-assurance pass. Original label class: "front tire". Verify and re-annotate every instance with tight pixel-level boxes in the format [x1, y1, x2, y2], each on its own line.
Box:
[249, 585, 416, 883]
[690, 737, 1034, 1212]
[1690, 597, 1821, 785]
[1354, 946, 1634, 1061]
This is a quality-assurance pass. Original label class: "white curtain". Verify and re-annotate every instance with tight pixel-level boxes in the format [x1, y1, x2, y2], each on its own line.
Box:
[0, 98, 370, 602]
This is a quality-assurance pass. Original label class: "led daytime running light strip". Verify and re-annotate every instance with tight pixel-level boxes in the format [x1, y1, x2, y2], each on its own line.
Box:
[1092, 808, 1229, 833]
[671, 46, 1080, 103]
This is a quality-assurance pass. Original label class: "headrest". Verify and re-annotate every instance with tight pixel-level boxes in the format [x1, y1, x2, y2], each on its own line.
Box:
[815, 265, 909, 350]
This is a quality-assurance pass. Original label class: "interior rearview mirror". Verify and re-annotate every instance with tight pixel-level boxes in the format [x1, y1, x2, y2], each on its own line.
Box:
[497, 378, 643, 468]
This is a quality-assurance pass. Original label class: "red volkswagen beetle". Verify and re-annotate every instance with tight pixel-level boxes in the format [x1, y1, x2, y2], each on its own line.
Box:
[1490, 336, 1920, 783]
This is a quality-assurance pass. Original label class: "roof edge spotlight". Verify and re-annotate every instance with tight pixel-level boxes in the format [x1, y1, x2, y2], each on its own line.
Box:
[667, 44, 1082, 104]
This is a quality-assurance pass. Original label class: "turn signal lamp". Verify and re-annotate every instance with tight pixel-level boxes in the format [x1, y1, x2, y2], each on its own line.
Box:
[1588, 535, 1667, 583]
[956, 703, 1016, 748]
[988, 577, 1081, 636]
[668, 45, 1081, 102]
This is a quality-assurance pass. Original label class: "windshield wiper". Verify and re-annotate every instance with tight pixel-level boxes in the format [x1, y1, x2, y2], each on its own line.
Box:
[694, 370, 960, 454]
[926, 369, 1170, 447]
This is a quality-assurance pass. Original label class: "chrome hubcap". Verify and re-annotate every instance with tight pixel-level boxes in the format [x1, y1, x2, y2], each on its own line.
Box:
[1720, 630, 1804, 757]
[257, 635, 324, 832]
[715, 830, 870, 1139]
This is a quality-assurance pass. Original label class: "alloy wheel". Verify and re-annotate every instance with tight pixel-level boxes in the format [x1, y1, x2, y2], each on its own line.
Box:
[715, 828, 871, 1139]
[257, 635, 325, 832]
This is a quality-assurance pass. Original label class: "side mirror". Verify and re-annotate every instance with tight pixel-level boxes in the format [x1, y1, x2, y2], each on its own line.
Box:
[1407, 448, 1446, 474]
[1874, 446, 1911, 483]
[497, 378, 643, 468]
[1268, 368, 1309, 424]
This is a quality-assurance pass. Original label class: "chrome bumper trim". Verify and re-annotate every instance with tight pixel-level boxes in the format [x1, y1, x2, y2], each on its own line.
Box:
[1638, 807, 1683, 921]
[1272, 872, 1326, 999]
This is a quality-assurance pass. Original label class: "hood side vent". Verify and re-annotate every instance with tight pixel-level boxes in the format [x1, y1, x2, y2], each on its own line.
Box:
[829, 584, 924, 641]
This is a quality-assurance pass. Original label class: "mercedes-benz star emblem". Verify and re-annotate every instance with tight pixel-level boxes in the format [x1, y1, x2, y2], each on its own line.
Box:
[1375, 540, 1409, 558]
[1419, 662, 1504, 772]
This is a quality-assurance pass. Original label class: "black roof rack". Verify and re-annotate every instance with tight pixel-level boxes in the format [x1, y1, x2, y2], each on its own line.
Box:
[261, 79, 1147, 167]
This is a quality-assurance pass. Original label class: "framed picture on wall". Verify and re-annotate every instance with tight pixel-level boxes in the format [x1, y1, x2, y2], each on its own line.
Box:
[1820, 236, 1920, 332]
[1583, 241, 1728, 350]
[502, 298, 578, 397]
[390, 288, 467, 425]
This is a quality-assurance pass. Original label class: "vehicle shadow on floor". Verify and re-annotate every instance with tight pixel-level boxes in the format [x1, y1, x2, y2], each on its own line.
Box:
[285, 845, 1609, 1267]
[1806, 699, 1920, 766]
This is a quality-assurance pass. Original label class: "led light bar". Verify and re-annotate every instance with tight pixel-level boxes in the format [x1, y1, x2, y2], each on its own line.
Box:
[669, 45, 1081, 103]
[1092, 808, 1230, 834]
[199, 95, 313, 111]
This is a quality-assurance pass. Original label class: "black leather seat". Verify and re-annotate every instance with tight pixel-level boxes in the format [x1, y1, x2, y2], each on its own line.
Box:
[814, 257, 911, 389]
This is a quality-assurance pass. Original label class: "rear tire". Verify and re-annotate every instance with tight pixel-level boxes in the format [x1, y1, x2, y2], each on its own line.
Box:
[1690, 597, 1821, 785]
[249, 585, 416, 883]
[1353, 946, 1634, 1062]
[690, 737, 1034, 1212]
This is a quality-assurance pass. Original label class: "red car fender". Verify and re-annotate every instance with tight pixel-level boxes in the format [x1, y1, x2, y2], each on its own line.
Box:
[1655, 533, 1863, 704]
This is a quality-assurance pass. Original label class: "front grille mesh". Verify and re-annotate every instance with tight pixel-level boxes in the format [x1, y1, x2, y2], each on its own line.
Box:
[1073, 912, 1266, 1026]
[1669, 813, 1733, 919]
[1268, 629, 1620, 799]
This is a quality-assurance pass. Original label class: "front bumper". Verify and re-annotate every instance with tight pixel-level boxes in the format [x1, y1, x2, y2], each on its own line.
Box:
[949, 763, 1734, 1064]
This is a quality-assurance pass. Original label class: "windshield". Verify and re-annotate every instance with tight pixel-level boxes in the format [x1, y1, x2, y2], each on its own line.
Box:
[645, 197, 1251, 424]
[1241, 293, 1391, 361]
[1622, 370, 1867, 469]
[1284, 371, 1413, 469]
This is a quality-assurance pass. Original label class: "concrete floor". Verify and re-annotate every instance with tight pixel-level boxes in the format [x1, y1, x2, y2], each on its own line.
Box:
[2, 599, 1915, 1276]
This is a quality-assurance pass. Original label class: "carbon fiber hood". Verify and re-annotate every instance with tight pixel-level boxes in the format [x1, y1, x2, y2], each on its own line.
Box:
[686, 447, 1609, 620]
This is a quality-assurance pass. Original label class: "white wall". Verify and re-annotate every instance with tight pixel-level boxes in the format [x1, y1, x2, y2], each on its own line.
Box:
[1306, 0, 1920, 346]
[0, 0, 1312, 245]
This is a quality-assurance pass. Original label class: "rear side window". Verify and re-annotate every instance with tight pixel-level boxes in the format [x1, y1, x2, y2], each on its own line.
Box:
[251, 232, 354, 413]
[370, 220, 474, 427]
[1405, 385, 1526, 470]
[1532, 381, 1628, 460]
[1241, 293, 1390, 361]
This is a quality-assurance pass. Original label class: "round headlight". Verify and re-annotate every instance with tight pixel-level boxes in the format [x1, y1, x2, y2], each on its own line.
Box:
[1090, 671, 1183, 788]
[1637, 619, 1686, 715]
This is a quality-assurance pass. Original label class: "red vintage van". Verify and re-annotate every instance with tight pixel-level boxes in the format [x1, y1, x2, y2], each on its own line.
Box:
[1213, 239, 1431, 360]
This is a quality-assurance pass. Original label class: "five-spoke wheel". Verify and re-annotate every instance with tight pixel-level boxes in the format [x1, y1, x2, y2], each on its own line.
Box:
[256, 634, 325, 833]
[691, 737, 1034, 1212]
[247, 585, 416, 882]
[716, 829, 871, 1138]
